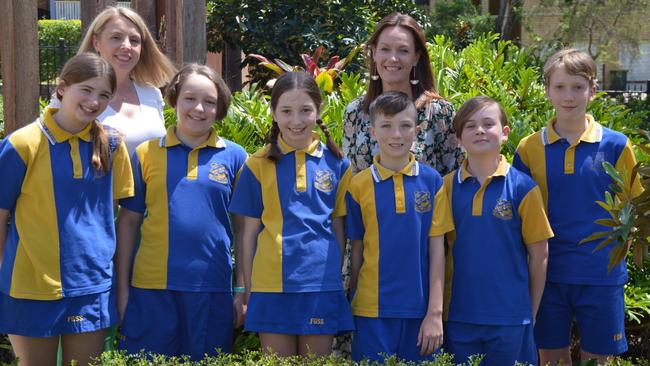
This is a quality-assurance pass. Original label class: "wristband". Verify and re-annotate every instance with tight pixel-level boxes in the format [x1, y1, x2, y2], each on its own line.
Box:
[233, 286, 245, 293]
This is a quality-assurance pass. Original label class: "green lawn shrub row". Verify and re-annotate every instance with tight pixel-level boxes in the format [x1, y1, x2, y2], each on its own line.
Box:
[38, 20, 81, 83]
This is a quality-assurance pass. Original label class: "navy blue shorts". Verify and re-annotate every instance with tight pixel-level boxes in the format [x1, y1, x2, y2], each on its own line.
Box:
[444, 321, 533, 366]
[352, 316, 439, 363]
[119, 288, 233, 360]
[0, 289, 116, 337]
[534, 282, 627, 355]
[245, 291, 354, 335]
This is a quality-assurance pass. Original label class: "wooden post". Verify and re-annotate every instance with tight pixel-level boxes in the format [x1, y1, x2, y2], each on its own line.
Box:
[81, 0, 118, 36]
[223, 44, 243, 92]
[131, 0, 158, 39]
[0, 0, 39, 133]
[165, 0, 206, 65]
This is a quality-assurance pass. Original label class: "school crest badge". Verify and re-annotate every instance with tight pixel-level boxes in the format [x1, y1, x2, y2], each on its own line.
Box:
[414, 191, 432, 213]
[208, 163, 229, 184]
[492, 198, 513, 220]
[590, 152, 606, 172]
[314, 169, 334, 193]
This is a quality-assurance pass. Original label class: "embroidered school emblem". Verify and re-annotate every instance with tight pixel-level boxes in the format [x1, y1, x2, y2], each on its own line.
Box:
[208, 163, 229, 184]
[414, 191, 432, 213]
[493, 199, 513, 220]
[590, 152, 606, 172]
[314, 169, 335, 193]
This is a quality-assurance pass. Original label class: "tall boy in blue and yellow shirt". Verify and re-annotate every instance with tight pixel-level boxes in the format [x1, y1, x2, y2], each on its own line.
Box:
[443, 96, 552, 366]
[514, 49, 643, 365]
[346, 91, 453, 362]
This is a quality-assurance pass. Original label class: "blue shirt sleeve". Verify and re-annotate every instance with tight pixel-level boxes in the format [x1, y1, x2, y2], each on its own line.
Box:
[0, 139, 27, 210]
[345, 191, 365, 241]
[119, 151, 146, 213]
[512, 152, 531, 176]
[229, 163, 263, 218]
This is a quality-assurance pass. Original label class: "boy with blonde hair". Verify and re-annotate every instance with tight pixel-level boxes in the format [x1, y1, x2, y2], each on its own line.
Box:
[514, 49, 643, 365]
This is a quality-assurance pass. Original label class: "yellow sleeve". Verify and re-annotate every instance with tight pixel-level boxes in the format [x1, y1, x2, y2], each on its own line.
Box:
[429, 184, 454, 236]
[112, 141, 135, 200]
[333, 166, 353, 217]
[615, 139, 644, 198]
[518, 186, 554, 245]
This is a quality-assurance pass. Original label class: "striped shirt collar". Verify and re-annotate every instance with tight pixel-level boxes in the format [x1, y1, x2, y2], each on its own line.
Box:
[371, 153, 419, 182]
[457, 155, 510, 183]
[278, 133, 324, 158]
[542, 114, 603, 145]
[38, 107, 93, 145]
[160, 125, 225, 149]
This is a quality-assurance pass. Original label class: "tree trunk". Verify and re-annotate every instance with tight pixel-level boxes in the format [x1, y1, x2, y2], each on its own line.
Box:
[496, 0, 521, 41]
[0, 0, 39, 133]
[81, 0, 117, 36]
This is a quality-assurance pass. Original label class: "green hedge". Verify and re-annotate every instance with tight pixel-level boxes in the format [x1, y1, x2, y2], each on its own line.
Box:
[206, 0, 433, 85]
[38, 19, 82, 46]
[38, 20, 81, 83]
[2, 348, 648, 365]
[85, 350, 649, 366]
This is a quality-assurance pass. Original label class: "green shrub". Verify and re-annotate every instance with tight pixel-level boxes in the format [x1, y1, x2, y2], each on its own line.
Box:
[619, 95, 650, 131]
[428, 33, 647, 159]
[206, 0, 433, 85]
[38, 20, 81, 83]
[429, 0, 495, 49]
[63, 349, 642, 365]
[38, 20, 82, 46]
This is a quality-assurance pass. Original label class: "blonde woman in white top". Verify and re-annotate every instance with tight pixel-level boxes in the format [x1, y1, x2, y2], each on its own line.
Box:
[69, 6, 176, 154]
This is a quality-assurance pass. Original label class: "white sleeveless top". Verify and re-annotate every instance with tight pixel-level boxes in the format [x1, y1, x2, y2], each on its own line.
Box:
[99, 82, 166, 154]
[49, 81, 166, 155]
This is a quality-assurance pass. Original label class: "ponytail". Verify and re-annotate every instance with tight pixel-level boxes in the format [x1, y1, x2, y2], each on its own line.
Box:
[90, 120, 112, 175]
[265, 121, 283, 162]
[317, 119, 343, 159]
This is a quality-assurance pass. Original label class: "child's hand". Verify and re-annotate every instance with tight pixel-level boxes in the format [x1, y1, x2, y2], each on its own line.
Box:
[417, 312, 443, 356]
[116, 285, 129, 323]
[233, 292, 246, 328]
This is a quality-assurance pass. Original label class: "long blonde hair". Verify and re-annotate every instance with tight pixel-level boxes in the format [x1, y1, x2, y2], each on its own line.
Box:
[78, 6, 176, 87]
[56, 53, 117, 175]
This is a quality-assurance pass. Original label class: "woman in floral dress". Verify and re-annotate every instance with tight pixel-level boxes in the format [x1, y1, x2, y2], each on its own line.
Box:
[343, 12, 462, 174]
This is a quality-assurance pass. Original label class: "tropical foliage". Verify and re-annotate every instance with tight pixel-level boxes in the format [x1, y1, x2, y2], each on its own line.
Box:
[206, 0, 432, 84]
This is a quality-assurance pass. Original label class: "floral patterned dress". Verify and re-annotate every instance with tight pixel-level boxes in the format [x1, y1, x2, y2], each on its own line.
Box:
[342, 96, 463, 175]
[334, 96, 463, 358]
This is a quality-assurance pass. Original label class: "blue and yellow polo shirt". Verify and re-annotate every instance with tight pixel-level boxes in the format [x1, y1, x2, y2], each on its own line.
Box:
[119, 126, 247, 292]
[443, 157, 553, 325]
[513, 116, 643, 285]
[346, 154, 454, 318]
[0, 107, 134, 300]
[229, 134, 352, 293]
